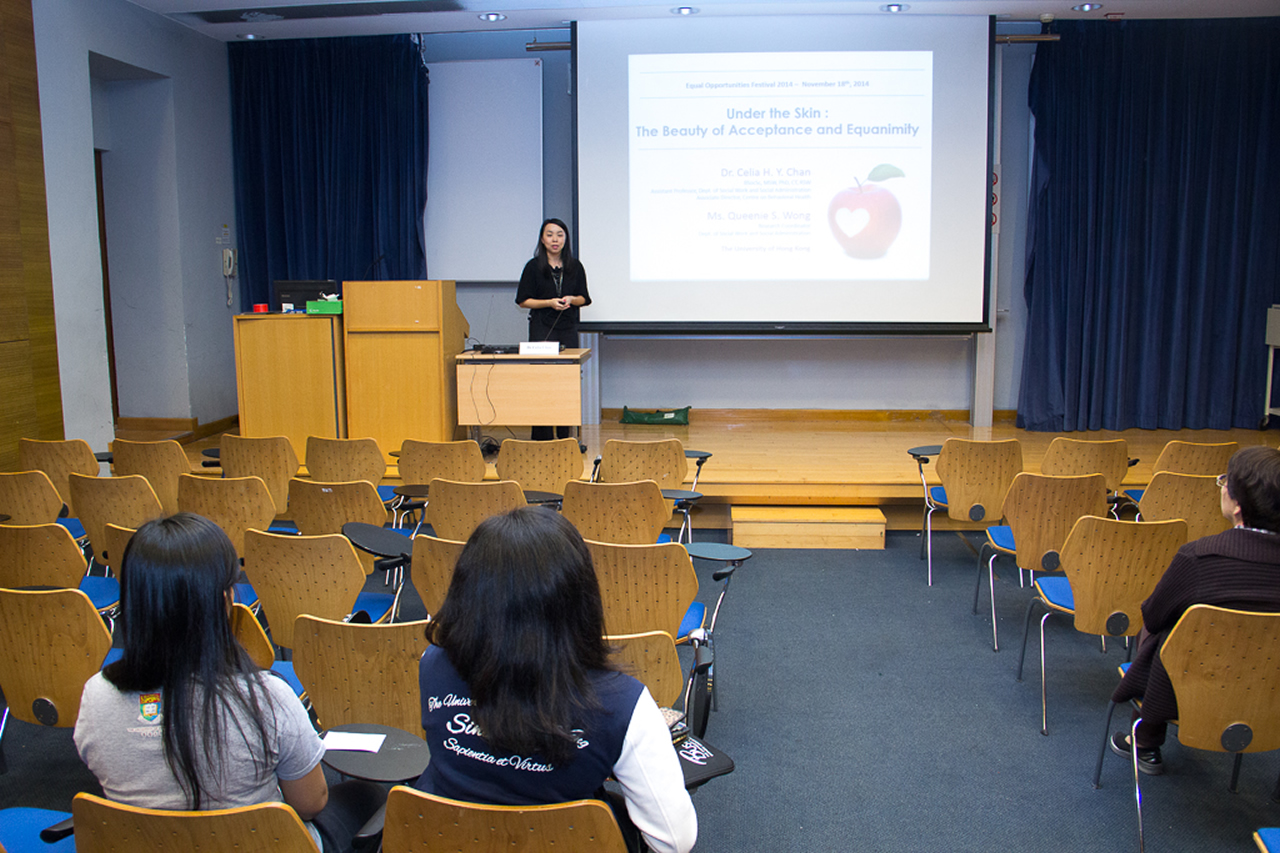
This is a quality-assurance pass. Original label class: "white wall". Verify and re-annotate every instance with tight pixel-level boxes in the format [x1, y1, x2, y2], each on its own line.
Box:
[34, 0, 238, 446]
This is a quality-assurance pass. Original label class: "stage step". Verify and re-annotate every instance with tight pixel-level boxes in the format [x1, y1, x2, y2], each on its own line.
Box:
[730, 506, 885, 550]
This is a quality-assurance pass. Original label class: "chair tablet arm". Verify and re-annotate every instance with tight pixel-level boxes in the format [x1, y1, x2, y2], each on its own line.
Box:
[40, 816, 75, 842]
[352, 801, 386, 850]
[591, 455, 603, 481]
[1127, 457, 1140, 467]
[712, 565, 736, 582]
[373, 555, 409, 573]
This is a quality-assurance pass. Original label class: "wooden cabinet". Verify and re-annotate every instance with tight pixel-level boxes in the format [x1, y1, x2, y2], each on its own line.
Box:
[233, 314, 345, 458]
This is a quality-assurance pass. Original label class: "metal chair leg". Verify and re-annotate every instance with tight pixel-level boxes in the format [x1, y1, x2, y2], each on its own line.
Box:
[1132, 716, 1146, 853]
[1092, 699, 1120, 788]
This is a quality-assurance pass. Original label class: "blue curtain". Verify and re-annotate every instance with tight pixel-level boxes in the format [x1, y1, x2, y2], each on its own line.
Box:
[229, 35, 429, 307]
[1018, 19, 1280, 431]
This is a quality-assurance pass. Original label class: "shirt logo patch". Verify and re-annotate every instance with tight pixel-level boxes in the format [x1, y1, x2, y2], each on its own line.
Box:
[139, 693, 162, 724]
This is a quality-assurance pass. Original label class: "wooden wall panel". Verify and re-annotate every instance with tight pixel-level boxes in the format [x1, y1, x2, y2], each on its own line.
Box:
[0, 0, 63, 472]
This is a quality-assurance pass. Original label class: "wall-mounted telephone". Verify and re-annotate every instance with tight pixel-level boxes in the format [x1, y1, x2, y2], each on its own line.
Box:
[222, 248, 238, 277]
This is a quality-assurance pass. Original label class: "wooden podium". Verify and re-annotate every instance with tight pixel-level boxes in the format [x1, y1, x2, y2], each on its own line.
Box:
[456, 348, 592, 429]
[343, 280, 469, 453]
[233, 313, 346, 455]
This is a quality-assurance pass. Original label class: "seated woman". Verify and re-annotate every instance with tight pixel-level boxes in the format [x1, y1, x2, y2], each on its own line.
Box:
[1111, 445, 1280, 775]
[74, 513, 384, 853]
[414, 506, 696, 853]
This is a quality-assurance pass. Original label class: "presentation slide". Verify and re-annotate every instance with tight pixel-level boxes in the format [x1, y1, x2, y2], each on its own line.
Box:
[576, 16, 993, 332]
[629, 51, 932, 282]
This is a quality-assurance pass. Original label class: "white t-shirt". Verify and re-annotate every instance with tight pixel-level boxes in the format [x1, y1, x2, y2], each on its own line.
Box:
[74, 670, 325, 846]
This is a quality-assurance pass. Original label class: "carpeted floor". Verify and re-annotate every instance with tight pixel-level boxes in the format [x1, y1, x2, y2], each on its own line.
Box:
[2, 530, 1277, 850]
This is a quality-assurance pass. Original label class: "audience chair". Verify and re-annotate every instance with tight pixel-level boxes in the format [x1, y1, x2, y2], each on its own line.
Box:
[287, 478, 388, 575]
[921, 438, 1022, 586]
[1136, 471, 1232, 541]
[396, 438, 487, 526]
[425, 478, 527, 541]
[68, 474, 162, 572]
[17, 438, 98, 518]
[70, 791, 320, 853]
[974, 472, 1108, 652]
[0, 470, 87, 544]
[291, 614, 430, 733]
[595, 439, 698, 541]
[1040, 437, 1131, 494]
[1093, 606, 1280, 851]
[381, 786, 627, 853]
[410, 533, 465, 617]
[0, 524, 119, 627]
[178, 473, 279, 609]
[109, 438, 191, 517]
[608, 629, 712, 740]
[220, 434, 300, 520]
[230, 601, 305, 699]
[1015, 516, 1187, 734]
[0, 589, 113, 770]
[304, 436, 394, 504]
[102, 525, 137, 579]
[0, 806, 74, 853]
[584, 539, 702, 642]
[496, 437, 584, 498]
[1124, 440, 1239, 504]
[561, 480, 669, 545]
[242, 530, 394, 651]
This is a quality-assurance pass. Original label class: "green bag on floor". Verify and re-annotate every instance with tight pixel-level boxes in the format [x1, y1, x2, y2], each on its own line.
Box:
[620, 406, 691, 425]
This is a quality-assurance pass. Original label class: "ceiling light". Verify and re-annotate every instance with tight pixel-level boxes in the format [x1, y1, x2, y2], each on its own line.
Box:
[671, 6, 698, 15]
[881, 3, 910, 11]
[1072, 3, 1103, 9]
[236, 33, 261, 40]
[478, 12, 506, 22]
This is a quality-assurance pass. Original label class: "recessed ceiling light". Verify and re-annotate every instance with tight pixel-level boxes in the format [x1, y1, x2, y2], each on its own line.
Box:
[1072, 3, 1103, 9]
[236, 33, 261, 40]
[671, 6, 698, 15]
[881, 3, 910, 11]
[478, 12, 506, 22]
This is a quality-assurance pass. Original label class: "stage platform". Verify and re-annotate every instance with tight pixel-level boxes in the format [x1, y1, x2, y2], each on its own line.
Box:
[186, 410, 1275, 540]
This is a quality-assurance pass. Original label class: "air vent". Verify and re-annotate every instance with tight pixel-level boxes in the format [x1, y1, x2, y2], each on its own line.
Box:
[186, 1, 463, 25]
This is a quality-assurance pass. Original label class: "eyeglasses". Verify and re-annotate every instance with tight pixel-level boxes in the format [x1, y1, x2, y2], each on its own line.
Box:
[1216, 473, 1228, 488]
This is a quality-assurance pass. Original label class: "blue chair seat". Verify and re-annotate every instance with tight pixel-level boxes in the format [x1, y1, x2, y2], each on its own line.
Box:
[233, 582, 259, 609]
[930, 485, 948, 506]
[267, 521, 300, 535]
[1034, 575, 1074, 611]
[269, 660, 307, 699]
[677, 601, 706, 642]
[0, 807, 75, 853]
[1258, 828, 1280, 853]
[352, 592, 395, 624]
[57, 517, 86, 541]
[101, 647, 123, 668]
[656, 533, 672, 544]
[377, 485, 399, 504]
[987, 525, 1015, 552]
[79, 575, 120, 612]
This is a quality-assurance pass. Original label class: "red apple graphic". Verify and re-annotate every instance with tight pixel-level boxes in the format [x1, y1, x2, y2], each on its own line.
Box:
[828, 164, 904, 259]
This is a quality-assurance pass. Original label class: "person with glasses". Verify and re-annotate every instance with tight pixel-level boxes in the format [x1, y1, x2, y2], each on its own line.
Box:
[1109, 445, 1280, 775]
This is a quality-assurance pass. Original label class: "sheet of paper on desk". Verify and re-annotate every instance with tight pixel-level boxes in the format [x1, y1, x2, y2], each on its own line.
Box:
[323, 732, 386, 752]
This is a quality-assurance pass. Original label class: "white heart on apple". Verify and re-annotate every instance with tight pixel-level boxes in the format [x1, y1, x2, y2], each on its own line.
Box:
[833, 207, 871, 238]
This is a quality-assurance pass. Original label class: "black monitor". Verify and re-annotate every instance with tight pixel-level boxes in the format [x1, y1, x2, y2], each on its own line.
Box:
[271, 280, 340, 313]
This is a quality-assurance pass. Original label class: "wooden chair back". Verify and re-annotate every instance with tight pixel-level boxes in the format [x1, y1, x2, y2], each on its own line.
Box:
[1161, 605, 1280, 754]
[1040, 437, 1130, 493]
[68, 474, 162, 568]
[1058, 516, 1188, 637]
[382, 787, 627, 853]
[562, 480, 669, 545]
[220, 434, 299, 518]
[230, 602, 275, 670]
[1002, 472, 1109, 573]
[0, 523, 89, 590]
[292, 615, 430, 733]
[287, 478, 387, 535]
[0, 588, 112, 728]
[70, 792, 319, 853]
[178, 474, 276, 557]
[598, 439, 687, 489]
[607, 630, 684, 708]
[496, 438, 584, 494]
[18, 438, 98, 516]
[1152, 440, 1239, 476]
[398, 439, 485, 486]
[103, 524, 137, 577]
[410, 534, 466, 617]
[1138, 471, 1233, 540]
[110, 439, 190, 517]
[934, 438, 1022, 522]
[242, 530, 367, 649]
[304, 436, 386, 485]
[584, 539, 698, 638]
[0, 470, 65, 524]
[426, 478, 526, 542]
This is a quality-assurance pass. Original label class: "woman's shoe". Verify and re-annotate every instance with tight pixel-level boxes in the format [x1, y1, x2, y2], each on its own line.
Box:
[1110, 731, 1165, 776]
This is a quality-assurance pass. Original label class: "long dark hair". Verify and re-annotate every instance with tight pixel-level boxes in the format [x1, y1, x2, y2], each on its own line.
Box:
[1226, 445, 1280, 532]
[532, 217, 579, 280]
[104, 513, 271, 809]
[427, 506, 612, 764]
